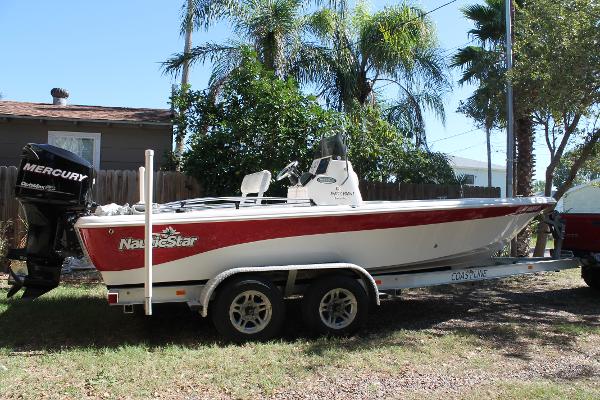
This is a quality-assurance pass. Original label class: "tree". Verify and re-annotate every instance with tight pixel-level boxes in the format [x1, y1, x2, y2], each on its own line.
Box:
[172, 0, 196, 167]
[164, 0, 312, 91]
[180, 52, 457, 195]
[454, 0, 535, 256]
[554, 143, 600, 189]
[181, 51, 342, 195]
[344, 104, 457, 184]
[165, 2, 449, 149]
[511, 0, 600, 255]
[305, 3, 449, 147]
[451, 1, 506, 188]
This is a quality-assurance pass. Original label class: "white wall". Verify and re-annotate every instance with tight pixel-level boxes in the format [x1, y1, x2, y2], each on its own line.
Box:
[453, 167, 507, 197]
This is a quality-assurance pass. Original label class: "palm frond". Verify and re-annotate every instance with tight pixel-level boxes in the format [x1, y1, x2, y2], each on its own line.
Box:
[461, 0, 504, 45]
[179, 0, 243, 34]
[162, 42, 245, 76]
[451, 46, 503, 85]
[385, 80, 447, 148]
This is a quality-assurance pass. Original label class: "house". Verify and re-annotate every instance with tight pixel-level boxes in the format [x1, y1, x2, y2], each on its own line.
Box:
[0, 89, 173, 170]
[449, 156, 507, 197]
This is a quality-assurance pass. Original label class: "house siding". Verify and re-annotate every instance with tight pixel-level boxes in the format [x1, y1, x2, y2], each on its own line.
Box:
[0, 119, 172, 170]
[453, 166, 507, 197]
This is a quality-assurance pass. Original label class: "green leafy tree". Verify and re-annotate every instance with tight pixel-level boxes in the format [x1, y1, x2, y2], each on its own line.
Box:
[164, 0, 314, 90]
[554, 143, 600, 190]
[181, 52, 456, 195]
[345, 104, 456, 184]
[181, 51, 342, 195]
[305, 3, 449, 147]
[165, 1, 449, 149]
[510, 0, 600, 255]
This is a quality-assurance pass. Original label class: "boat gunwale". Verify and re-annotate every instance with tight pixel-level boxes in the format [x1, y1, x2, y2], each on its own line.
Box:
[75, 197, 555, 229]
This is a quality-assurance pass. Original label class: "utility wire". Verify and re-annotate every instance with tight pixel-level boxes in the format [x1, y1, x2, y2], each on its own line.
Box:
[334, 0, 461, 53]
[446, 140, 487, 154]
[430, 128, 479, 144]
[423, 0, 460, 19]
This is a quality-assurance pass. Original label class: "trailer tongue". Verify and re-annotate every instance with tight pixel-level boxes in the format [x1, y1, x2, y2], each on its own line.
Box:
[7, 143, 94, 299]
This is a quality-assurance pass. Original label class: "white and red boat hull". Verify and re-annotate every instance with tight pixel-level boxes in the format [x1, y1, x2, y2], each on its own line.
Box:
[75, 197, 553, 287]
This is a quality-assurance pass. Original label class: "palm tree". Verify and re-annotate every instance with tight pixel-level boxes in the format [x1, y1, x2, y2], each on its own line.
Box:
[164, 1, 448, 148]
[452, 0, 534, 256]
[451, 5, 506, 187]
[303, 4, 449, 147]
[164, 0, 311, 93]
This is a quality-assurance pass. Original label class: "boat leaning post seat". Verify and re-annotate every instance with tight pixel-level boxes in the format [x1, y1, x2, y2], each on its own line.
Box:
[240, 170, 272, 205]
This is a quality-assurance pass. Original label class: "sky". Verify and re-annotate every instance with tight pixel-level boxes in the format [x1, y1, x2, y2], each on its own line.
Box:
[0, 0, 550, 180]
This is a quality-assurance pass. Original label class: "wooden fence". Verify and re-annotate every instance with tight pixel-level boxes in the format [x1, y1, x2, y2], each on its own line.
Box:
[91, 169, 203, 205]
[0, 167, 499, 246]
[359, 181, 501, 201]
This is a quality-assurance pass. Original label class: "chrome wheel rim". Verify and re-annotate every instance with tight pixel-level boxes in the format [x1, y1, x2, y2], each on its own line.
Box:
[229, 290, 272, 334]
[319, 288, 358, 330]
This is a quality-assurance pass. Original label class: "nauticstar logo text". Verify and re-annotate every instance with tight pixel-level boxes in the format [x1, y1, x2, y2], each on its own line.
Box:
[23, 163, 88, 182]
[118, 227, 199, 250]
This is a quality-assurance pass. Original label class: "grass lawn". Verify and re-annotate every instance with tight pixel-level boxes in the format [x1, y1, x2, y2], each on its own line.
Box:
[1, 269, 599, 399]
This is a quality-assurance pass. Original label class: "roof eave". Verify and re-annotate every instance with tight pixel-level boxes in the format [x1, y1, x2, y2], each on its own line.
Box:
[0, 114, 173, 127]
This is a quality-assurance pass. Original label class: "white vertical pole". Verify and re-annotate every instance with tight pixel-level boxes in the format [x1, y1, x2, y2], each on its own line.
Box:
[144, 150, 154, 316]
[138, 166, 145, 203]
[505, 0, 514, 198]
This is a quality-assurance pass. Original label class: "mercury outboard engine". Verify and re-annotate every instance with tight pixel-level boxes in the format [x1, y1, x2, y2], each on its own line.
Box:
[7, 143, 94, 299]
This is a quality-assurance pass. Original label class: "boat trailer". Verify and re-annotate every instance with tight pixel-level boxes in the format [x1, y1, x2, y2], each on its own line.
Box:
[6, 147, 597, 341]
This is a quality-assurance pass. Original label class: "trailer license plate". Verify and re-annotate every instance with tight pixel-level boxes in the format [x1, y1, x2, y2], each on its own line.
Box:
[451, 268, 489, 282]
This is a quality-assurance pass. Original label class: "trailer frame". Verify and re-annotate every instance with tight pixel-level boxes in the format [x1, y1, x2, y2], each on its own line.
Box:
[106, 256, 582, 313]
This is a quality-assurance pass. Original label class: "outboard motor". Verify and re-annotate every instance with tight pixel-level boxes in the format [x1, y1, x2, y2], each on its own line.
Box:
[7, 144, 94, 299]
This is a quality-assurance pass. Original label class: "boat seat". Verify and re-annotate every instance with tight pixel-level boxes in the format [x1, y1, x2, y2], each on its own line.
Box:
[240, 170, 271, 205]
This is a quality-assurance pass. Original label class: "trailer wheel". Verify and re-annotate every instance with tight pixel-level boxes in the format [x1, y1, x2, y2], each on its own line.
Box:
[302, 276, 368, 336]
[582, 265, 600, 291]
[211, 277, 285, 341]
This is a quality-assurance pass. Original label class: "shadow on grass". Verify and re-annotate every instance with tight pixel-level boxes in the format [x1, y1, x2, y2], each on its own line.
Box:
[299, 283, 600, 359]
[0, 290, 219, 351]
[1, 280, 598, 357]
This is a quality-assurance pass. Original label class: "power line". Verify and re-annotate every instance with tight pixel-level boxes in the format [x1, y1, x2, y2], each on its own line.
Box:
[440, 38, 478, 61]
[446, 140, 487, 154]
[336, 0, 461, 53]
[424, 0, 460, 18]
[430, 128, 479, 144]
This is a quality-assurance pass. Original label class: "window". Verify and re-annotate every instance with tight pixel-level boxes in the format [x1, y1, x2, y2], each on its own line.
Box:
[48, 131, 101, 169]
[463, 174, 475, 185]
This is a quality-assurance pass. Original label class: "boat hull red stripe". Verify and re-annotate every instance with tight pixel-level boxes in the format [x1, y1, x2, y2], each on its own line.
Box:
[78, 205, 547, 271]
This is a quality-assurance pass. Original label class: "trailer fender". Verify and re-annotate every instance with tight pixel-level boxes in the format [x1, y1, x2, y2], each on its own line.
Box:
[197, 263, 379, 317]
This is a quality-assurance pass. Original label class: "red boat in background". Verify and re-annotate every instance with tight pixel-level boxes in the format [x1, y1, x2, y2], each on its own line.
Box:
[557, 179, 600, 289]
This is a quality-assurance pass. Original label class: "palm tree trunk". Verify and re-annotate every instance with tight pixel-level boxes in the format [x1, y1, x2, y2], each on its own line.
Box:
[174, 0, 194, 169]
[515, 113, 535, 257]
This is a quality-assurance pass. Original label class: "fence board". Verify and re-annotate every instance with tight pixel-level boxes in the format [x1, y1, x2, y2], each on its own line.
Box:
[360, 181, 500, 201]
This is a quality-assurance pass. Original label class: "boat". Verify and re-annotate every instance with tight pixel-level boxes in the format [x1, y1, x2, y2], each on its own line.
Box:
[557, 179, 600, 259]
[8, 138, 554, 299]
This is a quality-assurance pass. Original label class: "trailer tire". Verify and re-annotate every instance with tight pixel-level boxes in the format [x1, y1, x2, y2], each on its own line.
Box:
[302, 276, 368, 336]
[211, 277, 285, 342]
[582, 265, 600, 291]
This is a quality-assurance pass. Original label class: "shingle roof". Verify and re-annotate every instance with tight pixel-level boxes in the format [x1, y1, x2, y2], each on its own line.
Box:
[0, 100, 172, 125]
